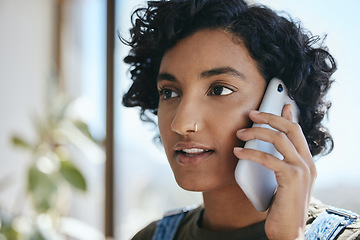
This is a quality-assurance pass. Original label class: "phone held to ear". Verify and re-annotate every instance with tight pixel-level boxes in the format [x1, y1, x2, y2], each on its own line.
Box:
[234, 78, 299, 212]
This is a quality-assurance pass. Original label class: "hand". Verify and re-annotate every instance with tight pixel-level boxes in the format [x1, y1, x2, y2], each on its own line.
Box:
[233, 104, 316, 240]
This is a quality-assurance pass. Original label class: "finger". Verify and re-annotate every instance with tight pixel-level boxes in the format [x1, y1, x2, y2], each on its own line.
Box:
[249, 110, 311, 159]
[234, 147, 286, 172]
[281, 104, 293, 122]
[248, 111, 315, 174]
[236, 127, 301, 163]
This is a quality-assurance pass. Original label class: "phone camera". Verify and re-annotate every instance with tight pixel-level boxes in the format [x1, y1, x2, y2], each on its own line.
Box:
[277, 84, 283, 92]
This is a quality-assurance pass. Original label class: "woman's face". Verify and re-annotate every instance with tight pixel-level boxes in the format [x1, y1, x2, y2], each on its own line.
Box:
[157, 29, 266, 192]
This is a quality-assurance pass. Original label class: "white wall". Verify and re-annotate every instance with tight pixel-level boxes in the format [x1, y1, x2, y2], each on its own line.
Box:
[0, 1, 107, 235]
[0, 0, 55, 211]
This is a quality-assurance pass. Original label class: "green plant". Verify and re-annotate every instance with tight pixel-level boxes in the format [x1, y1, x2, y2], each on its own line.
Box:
[11, 93, 89, 213]
[0, 89, 102, 239]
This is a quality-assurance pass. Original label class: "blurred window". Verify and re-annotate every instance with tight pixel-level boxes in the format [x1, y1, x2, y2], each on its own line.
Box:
[60, 0, 107, 235]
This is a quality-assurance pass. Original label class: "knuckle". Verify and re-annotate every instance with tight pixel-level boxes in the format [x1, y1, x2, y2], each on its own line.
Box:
[290, 122, 302, 132]
[289, 165, 308, 180]
[289, 167, 302, 178]
[264, 152, 273, 162]
[275, 131, 288, 143]
[262, 153, 274, 167]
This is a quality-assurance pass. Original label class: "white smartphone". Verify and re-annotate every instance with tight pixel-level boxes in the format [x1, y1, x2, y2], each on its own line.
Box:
[234, 78, 299, 212]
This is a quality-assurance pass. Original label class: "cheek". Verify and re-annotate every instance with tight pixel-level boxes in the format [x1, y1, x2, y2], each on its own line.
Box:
[207, 101, 256, 151]
[157, 107, 174, 148]
[210, 103, 252, 131]
[157, 112, 167, 141]
[157, 112, 166, 138]
[218, 112, 250, 150]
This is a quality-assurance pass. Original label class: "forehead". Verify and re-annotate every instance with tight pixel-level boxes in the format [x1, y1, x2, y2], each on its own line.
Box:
[159, 29, 262, 80]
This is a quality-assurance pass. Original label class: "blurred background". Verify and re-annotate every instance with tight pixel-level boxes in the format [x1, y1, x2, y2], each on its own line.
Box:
[0, 0, 359, 239]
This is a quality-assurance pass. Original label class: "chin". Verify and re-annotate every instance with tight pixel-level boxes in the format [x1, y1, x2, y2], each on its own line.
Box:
[174, 173, 236, 193]
[174, 178, 205, 192]
[179, 185, 204, 192]
[173, 174, 210, 192]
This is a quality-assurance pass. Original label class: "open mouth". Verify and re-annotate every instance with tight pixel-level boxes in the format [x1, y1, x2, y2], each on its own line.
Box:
[175, 148, 215, 164]
[177, 148, 214, 156]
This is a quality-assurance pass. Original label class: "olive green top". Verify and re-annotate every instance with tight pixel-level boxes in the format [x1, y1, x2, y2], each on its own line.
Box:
[132, 198, 360, 240]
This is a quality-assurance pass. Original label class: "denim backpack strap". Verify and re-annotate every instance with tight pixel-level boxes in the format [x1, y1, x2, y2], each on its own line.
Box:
[305, 206, 359, 240]
[152, 206, 197, 240]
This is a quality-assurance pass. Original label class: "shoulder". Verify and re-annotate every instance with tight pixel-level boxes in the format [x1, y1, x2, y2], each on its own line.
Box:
[131, 220, 157, 240]
[131, 205, 201, 240]
[306, 198, 360, 240]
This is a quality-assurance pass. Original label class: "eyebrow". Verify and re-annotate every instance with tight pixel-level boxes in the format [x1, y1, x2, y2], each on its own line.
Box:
[157, 66, 246, 82]
[157, 72, 177, 82]
[200, 67, 246, 80]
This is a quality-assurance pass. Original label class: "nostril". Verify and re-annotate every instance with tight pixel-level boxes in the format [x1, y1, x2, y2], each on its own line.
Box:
[172, 122, 200, 136]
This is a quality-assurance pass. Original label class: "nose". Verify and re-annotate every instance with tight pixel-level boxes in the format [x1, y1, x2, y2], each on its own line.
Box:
[171, 98, 202, 136]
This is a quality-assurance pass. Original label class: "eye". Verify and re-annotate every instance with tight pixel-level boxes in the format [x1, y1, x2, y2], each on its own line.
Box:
[159, 88, 179, 100]
[210, 85, 234, 96]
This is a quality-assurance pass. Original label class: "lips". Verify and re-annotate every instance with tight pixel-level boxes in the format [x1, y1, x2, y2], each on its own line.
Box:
[174, 142, 214, 165]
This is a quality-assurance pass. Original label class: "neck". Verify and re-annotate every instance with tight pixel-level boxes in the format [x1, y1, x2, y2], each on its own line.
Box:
[201, 183, 267, 231]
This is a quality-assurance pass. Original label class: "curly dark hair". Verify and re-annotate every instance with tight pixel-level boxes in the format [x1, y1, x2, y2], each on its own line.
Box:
[120, 0, 336, 157]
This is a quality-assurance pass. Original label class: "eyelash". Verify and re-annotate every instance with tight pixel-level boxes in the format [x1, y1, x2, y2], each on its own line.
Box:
[207, 84, 235, 96]
[158, 83, 236, 100]
[158, 87, 179, 100]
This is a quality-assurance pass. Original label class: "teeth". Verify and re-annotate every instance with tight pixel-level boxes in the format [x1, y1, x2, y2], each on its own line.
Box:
[181, 148, 205, 154]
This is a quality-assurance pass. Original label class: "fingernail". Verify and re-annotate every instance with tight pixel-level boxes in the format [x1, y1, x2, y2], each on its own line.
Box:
[234, 147, 243, 152]
[250, 110, 260, 115]
[237, 129, 246, 134]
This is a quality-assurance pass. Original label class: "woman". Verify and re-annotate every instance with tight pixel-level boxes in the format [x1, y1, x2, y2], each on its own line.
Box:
[121, 0, 360, 239]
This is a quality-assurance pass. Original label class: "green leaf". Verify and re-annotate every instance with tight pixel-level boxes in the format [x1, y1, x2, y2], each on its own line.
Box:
[28, 167, 57, 213]
[0, 223, 18, 238]
[73, 120, 97, 142]
[11, 136, 32, 149]
[59, 161, 87, 192]
[0, 213, 18, 238]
